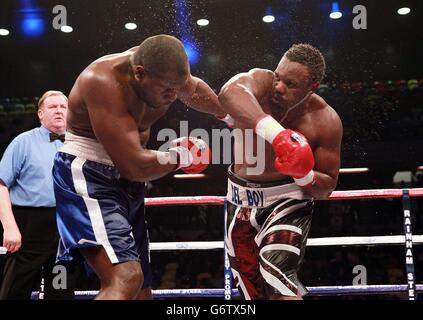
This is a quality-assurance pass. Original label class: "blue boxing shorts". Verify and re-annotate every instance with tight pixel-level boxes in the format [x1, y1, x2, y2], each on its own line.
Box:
[52, 151, 151, 287]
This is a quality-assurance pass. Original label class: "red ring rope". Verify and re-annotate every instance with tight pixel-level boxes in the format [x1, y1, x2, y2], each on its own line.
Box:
[145, 188, 423, 206]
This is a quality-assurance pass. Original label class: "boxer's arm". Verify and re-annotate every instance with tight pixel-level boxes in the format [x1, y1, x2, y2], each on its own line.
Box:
[81, 74, 176, 181]
[218, 69, 273, 128]
[303, 113, 343, 199]
[178, 76, 226, 117]
[126, 46, 139, 53]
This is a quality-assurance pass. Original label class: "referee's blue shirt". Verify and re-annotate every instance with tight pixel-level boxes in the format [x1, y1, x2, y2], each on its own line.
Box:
[0, 126, 64, 207]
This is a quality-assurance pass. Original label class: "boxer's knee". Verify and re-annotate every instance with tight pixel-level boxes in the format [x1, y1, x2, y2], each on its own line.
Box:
[108, 261, 143, 298]
[135, 287, 153, 300]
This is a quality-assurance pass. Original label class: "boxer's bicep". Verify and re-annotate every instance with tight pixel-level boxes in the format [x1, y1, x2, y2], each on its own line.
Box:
[178, 75, 197, 102]
[178, 76, 224, 116]
[313, 116, 343, 183]
[313, 145, 340, 184]
[82, 77, 144, 177]
[244, 68, 274, 97]
[218, 69, 273, 128]
[81, 76, 176, 181]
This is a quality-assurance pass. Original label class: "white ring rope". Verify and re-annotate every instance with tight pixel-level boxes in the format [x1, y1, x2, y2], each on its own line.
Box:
[150, 241, 223, 250]
[149, 235, 423, 251]
[6, 235, 421, 254]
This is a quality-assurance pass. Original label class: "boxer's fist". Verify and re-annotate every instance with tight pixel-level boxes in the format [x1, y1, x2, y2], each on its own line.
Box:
[254, 115, 315, 187]
[169, 137, 211, 174]
[272, 130, 315, 186]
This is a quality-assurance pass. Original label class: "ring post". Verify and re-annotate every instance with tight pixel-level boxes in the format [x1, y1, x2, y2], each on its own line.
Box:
[402, 189, 417, 300]
[223, 199, 233, 300]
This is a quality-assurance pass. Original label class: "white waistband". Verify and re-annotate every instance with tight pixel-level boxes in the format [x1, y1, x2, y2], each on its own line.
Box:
[59, 132, 114, 166]
[227, 178, 312, 208]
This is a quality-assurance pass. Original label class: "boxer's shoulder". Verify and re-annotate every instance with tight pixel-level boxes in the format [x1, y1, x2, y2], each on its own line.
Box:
[244, 68, 274, 86]
[309, 94, 339, 121]
[77, 62, 130, 104]
[306, 96, 342, 144]
[80, 61, 118, 84]
[228, 68, 273, 99]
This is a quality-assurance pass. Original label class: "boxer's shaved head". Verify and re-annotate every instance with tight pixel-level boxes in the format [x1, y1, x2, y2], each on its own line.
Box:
[132, 34, 190, 78]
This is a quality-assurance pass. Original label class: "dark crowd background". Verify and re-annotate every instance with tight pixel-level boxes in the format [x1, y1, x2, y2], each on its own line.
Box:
[1, 0, 422, 299]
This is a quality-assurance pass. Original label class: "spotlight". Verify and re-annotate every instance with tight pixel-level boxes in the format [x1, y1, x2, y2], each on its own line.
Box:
[125, 22, 137, 30]
[0, 28, 10, 36]
[262, 15, 275, 23]
[176, 0, 201, 64]
[21, 14, 44, 37]
[397, 7, 411, 15]
[330, 2, 342, 19]
[183, 40, 200, 65]
[60, 25, 73, 33]
[196, 19, 209, 26]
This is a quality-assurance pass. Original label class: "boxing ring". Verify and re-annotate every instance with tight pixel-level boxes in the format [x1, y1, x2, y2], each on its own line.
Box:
[21, 188, 423, 299]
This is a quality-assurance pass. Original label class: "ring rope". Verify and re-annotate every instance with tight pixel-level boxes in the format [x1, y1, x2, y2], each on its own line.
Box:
[148, 235, 423, 251]
[7, 224, 422, 254]
[30, 284, 423, 299]
[143, 188, 423, 207]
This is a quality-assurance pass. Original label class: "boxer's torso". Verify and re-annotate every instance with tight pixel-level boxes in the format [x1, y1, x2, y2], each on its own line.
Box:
[67, 48, 171, 147]
[234, 70, 336, 182]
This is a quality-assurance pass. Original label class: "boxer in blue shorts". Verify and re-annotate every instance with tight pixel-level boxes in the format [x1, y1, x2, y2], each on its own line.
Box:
[53, 35, 225, 299]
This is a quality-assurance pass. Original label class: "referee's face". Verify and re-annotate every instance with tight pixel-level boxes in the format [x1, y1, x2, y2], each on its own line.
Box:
[38, 95, 68, 134]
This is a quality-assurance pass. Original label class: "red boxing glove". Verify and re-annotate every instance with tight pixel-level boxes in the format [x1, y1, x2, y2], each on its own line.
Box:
[272, 130, 315, 186]
[169, 137, 211, 174]
[254, 115, 315, 187]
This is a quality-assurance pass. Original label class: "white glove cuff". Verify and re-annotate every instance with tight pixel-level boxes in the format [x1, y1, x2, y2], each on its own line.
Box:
[293, 170, 316, 187]
[254, 115, 286, 143]
[169, 146, 193, 170]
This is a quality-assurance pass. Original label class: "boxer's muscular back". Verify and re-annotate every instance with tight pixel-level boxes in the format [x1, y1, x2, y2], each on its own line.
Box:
[67, 48, 168, 146]
[235, 69, 340, 182]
